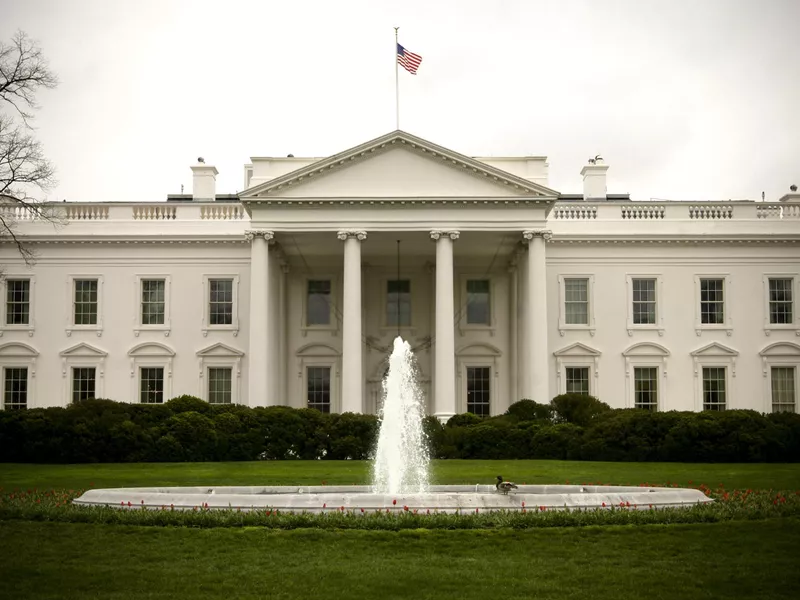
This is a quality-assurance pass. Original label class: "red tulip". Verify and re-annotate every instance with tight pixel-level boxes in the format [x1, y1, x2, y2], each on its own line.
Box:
[392, 499, 397, 505]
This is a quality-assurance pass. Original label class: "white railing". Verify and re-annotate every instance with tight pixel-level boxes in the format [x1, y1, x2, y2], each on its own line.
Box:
[552, 205, 597, 220]
[621, 205, 665, 219]
[547, 202, 795, 221]
[688, 204, 733, 219]
[64, 205, 109, 220]
[200, 204, 245, 220]
[132, 205, 177, 220]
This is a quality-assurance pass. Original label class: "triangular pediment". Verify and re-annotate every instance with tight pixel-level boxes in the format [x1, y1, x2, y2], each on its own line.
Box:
[59, 342, 108, 357]
[760, 342, 800, 357]
[553, 342, 601, 357]
[196, 342, 244, 357]
[240, 130, 559, 200]
[691, 342, 738, 357]
[622, 342, 670, 357]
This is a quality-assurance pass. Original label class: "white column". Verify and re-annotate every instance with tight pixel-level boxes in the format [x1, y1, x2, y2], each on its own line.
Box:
[338, 230, 367, 414]
[279, 263, 289, 406]
[522, 230, 552, 404]
[431, 230, 459, 423]
[508, 257, 519, 405]
[246, 229, 273, 407]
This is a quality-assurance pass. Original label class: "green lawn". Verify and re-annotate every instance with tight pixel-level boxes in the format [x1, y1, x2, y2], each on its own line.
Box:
[2, 460, 798, 599]
[2, 459, 799, 491]
[1, 519, 798, 600]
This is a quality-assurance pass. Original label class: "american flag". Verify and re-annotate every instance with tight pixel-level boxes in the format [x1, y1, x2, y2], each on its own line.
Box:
[397, 43, 422, 74]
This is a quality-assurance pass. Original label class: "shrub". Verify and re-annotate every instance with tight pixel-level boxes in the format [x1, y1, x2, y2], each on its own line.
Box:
[446, 413, 483, 428]
[506, 399, 553, 423]
[550, 393, 612, 427]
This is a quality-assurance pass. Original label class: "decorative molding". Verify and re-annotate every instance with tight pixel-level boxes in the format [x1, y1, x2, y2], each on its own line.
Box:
[336, 230, 368, 242]
[430, 230, 460, 241]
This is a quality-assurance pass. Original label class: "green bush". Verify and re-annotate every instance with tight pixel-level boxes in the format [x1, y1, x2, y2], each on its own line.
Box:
[550, 393, 612, 427]
[445, 413, 483, 428]
[506, 399, 554, 423]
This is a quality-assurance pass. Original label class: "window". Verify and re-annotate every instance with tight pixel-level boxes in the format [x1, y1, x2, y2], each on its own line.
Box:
[466, 366, 491, 416]
[386, 279, 411, 327]
[768, 277, 794, 324]
[140, 367, 164, 404]
[466, 279, 490, 325]
[632, 278, 656, 325]
[208, 367, 232, 404]
[700, 278, 724, 324]
[141, 279, 165, 325]
[5, 279, 30, 325]
[565, 367, 590, 395]
[71, 367, 96, 403]
[702, 367, 726, 411]
[771, 367, 796, 413]
[564, 278, 589, 325]
[634, 367, 658, 411]
[209, 279, 233, 325]
[3, 367, 27, 410]
[307, 280, 331, 326]
[73, 279, 98, 325]
[307, 366, 331, 413]
[558, 275, 595, 335]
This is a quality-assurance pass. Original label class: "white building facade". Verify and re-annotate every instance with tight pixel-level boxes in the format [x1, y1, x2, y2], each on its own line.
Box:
[1, 130, 799, 421]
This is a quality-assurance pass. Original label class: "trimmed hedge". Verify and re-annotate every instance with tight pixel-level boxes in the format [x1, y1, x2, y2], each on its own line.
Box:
[1, 394, 799, 463]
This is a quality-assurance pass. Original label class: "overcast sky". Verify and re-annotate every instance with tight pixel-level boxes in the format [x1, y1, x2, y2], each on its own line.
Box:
[2, 0, 798, 203]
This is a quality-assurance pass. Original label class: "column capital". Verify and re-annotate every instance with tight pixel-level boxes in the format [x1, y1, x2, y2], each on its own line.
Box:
[245, 229, 274, 242]
[522, 229, 553, 243]
[337, 230, 367, 242]
[430, 230, 460, 241]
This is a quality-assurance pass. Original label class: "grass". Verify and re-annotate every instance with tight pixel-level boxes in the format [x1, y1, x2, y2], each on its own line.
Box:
[2, 459, 799, 490]
[1, 519, 799, 599]
[2, 460, 798, 599]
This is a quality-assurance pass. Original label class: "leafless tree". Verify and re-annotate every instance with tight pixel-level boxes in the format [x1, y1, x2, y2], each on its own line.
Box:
[0, 30, 59, 264]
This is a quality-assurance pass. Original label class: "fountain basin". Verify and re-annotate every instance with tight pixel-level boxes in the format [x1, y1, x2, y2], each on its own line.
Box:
[73, 484, 712, 513]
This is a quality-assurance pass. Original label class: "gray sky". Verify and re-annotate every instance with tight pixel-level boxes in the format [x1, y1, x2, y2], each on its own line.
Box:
[2, 0, 798, 203]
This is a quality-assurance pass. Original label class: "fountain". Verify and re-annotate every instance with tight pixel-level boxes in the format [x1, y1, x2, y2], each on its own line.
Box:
[74, 336, 712, 513]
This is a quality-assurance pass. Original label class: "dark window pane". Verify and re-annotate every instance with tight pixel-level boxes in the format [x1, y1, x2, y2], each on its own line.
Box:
[634, 367, 658, 410]
[466, 366, 490, 416]
[307, 280, 331, 325]
[565, 367, 590, 395]
[74, 279, 98, 325]
[702, 367, 726, 410]
[209, 279, 233, 325]
[72, 367, 96, 403]
[466, 279, 490, 325]
[6, 279, 30, 325]
[307, 366, 331, 413]
[141, 279, 166, 325]
[700, 279, 724, 324]
[140, 367, 164, 404]
[632, 278, 656, 325]
[386, 279, 411, 327]
[208, 367, 232, 404]
[3, 367, 27, 410]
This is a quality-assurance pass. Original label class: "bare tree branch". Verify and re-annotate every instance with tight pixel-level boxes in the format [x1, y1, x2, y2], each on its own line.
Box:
[0, 30, 59, 264]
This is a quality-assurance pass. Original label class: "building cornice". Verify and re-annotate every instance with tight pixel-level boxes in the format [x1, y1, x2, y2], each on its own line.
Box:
[243, 196, 557, 207]
[549, 235, 800, 245]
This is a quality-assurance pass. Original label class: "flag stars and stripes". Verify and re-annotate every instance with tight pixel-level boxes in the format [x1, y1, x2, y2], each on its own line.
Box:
[397, 43, 422, 74]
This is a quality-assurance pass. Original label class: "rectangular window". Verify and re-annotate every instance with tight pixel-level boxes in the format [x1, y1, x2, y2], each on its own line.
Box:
[702, 367, 726, 411]
[768, 278, 794, 325]
[700, 278, 725, 324]
[306, 280, 331, 326]
[771, 367, 796, 413]
[5, 279, 30, 325]
[141, 279, 165, 325]
[209, 279, 233, 325]
[307, 366, 331, 413]
[140, 367, 164, 404]
[73, 279, 98, 325]
[3, 367, 27, 410]
[565, 367, 590, 396]
[386, 279, 411, 327]
[466, 279, 491, 325]
[564, 278, 589, 325]
[208, 367, 232, 405]
[632, 278, 657, 325]
[634, 367, 658, 411]
[466, 366, 491, 416]
[71, 367, 96, 403]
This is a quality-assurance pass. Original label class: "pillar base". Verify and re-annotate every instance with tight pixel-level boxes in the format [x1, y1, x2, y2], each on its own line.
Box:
[434, 411, 456, 425]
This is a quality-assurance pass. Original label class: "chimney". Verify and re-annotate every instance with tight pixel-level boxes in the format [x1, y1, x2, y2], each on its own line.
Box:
[580, 155, 608, 201]
[190, 157, 218, 201]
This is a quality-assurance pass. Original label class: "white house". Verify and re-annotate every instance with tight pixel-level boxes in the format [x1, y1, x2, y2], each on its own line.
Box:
[1, 130, 799, 421]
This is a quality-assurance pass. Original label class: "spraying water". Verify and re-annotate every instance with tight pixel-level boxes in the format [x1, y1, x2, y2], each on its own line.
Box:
[371, 336, 430, 495]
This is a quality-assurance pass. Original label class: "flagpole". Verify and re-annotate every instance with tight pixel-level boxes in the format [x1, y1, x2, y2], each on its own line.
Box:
[394, 26, 400, 130]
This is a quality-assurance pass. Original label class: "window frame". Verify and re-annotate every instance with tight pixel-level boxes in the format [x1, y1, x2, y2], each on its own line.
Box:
[59, 342, 107, 404]
[625, 274, 664, 336]
[465, 365, 492, 417]
[2, 366, 30, 410]
[554, 342, 601, 396]
[301, 275, 339, 335]
[71, 367, 97, 403]
[622, 342, 669, 410]
[134, 275, 172, 337]
[139, 366, 166, 404]
[128, 342, 174, 403]
[458, 275, 496, 334]
[691, 342, 738, 411]
[693, 274, 732, 336]
[65, 275, 104, 337]
[202, 274, 240, 337]
[196, 342, 243, 404]
[306, 365, 333, 413]
[1, 275, 36, 336]
[564, 366, 591, 396]
[760, 342, 800, 413]
[0, 342, 38, 410]
[762, 274, 799, 335]
[769, 366, 797, 413]
[632, 366, 660, 411]
[557, 274, 596, 336]
[378, 274, 416, 333]
[296, 344, 340, 411]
